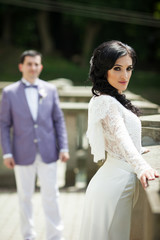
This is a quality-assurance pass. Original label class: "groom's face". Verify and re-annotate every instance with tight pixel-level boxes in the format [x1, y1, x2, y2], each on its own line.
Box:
[18, 56, 43, 83]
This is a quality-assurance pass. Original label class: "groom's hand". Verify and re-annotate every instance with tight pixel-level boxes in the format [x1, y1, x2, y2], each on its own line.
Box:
[3, 157, 15, 169]
[59, 152, 69, 162]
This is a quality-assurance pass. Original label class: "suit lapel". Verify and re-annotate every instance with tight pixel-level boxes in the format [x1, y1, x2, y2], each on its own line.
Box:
[37, 80, 47, 122]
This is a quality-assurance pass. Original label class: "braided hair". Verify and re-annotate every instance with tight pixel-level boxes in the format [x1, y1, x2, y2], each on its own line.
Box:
[89, 40, 141, 116]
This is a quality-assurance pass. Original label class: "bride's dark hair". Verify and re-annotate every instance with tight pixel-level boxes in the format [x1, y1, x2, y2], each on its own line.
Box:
[89, 40, 141, 116]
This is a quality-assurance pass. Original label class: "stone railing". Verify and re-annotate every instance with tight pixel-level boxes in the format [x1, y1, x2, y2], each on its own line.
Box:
[131, 145, 160, 240]
[130, 107, 160, 240]
[60, 101, 98, 187]
[141, 114, 160, 146]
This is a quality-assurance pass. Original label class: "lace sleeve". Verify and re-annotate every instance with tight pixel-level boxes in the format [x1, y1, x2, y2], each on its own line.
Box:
[101, 100, 152, 179]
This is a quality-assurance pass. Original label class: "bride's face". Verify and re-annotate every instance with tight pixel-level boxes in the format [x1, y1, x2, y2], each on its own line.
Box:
[107, 54, 133, 94]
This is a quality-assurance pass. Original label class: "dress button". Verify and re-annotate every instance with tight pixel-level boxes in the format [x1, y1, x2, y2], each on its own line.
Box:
[34, 139, 38, 143]
[34, 124, 38, 128]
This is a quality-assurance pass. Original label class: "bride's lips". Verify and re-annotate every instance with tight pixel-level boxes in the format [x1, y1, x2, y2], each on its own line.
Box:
[119, 81, 128, 85]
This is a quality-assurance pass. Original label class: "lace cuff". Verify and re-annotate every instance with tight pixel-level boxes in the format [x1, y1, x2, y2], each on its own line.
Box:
[136, 166, 153, 179]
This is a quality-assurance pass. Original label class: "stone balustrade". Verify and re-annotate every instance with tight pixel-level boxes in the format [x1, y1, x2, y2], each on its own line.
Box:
[141, 114, 160, 146]
[131, 145, 160, 240]
[60, 101, 98, 186]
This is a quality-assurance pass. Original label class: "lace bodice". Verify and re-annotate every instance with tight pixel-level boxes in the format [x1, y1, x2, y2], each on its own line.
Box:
[86, 95, 151, 179]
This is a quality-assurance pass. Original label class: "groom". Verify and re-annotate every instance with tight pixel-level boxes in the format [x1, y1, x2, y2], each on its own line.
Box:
[0, 50, 69, 240]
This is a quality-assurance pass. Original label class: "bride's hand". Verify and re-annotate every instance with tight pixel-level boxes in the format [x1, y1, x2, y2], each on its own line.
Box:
[140, 168, 159, 189]
[141, 147, 150, 154]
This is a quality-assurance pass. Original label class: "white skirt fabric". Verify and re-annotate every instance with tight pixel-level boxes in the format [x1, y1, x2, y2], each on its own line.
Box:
[79, 155, 139, 240]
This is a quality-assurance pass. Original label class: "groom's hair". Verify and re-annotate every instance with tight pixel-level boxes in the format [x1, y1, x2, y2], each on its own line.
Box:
[20, 50, 42, 64]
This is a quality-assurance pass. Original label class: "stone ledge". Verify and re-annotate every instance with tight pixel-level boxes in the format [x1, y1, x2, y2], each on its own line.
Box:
[140, 114, 160, 128]
[142, 127, 160, 146]
[143, 145, 160, 168]
[60, 102, 88, 111]
[142, 145, 160, 205]
[131, 145, 160, 240]
[125, 90, 144, 101]
[0, 82, 12, 91]
[146, 182, 160, 213]
[133, 100, 160, 115]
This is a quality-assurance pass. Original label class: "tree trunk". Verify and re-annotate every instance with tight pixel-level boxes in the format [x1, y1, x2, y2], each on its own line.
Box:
[37, 10, 55, 54]
[81, 22, 101, 67]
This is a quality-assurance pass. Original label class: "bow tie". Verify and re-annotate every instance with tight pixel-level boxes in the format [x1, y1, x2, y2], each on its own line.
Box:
[24, 84, 38, 89]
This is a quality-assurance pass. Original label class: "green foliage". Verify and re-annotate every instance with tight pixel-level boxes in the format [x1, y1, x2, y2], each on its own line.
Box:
[13, 16, 38, 48]
[12, 9, 39, 48]
[0, 48, 159, 88]
[154, 2, 160, 19]
[0, 48, 89, 85]
[130, 70, 160, 88]
[0, 47, 159, 104]
[40, 56, 89, 85]
[0, 0, 160, 83]
[128, 70, 160, 104]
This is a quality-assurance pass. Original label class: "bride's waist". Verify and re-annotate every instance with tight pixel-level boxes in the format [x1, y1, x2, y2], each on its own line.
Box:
[105, 154, 134, 173]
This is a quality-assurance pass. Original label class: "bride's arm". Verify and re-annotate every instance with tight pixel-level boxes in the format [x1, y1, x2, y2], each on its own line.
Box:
[100, 102, 159, 187]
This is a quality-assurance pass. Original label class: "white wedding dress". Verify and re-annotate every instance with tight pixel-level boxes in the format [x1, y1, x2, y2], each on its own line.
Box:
[79, 95, 151, 240]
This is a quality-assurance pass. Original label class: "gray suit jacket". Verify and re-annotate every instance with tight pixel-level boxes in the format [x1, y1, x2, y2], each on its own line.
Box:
[0, 79, 68, 165]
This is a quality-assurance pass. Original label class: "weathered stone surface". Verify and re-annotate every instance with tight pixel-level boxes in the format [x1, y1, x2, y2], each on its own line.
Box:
[60, 102, 88, 111]
[125, 90, 144, 101]
[0, 82, 12, 92]
[131, 145, 160, 240]
[59, 86, 92, 102]
[133, 100, 160, 115]
[0, 148, 16, 188]
[142, 127, 160, 146]
[60, 102, 97, 186]
[48, 78, 73, 89]
[140, 114, 160, 146]
[140, 114, 160, 128]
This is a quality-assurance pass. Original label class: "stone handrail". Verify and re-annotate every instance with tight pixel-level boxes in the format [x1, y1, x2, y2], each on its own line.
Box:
[140, 114, 160, 146]
[131, 145, 160, 240]
[60, 101, 97, 186]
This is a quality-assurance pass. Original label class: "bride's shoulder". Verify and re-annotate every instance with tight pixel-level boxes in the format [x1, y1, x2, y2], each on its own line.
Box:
[88, 95, 119, 120]
[89, 94, 117, 106]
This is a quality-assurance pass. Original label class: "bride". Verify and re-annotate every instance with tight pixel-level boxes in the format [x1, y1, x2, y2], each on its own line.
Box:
[79, 40, 159, 240]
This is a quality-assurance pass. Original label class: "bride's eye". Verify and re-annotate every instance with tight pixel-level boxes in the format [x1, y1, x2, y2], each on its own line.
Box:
[127, 66, 133, 71]
[113, 67, 121, 71]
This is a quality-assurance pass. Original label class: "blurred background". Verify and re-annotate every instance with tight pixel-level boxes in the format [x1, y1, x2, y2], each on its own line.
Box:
[0, 0, 160, 104]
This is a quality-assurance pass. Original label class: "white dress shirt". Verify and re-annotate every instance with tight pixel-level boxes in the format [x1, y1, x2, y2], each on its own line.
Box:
[22, 78, 39, 121]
